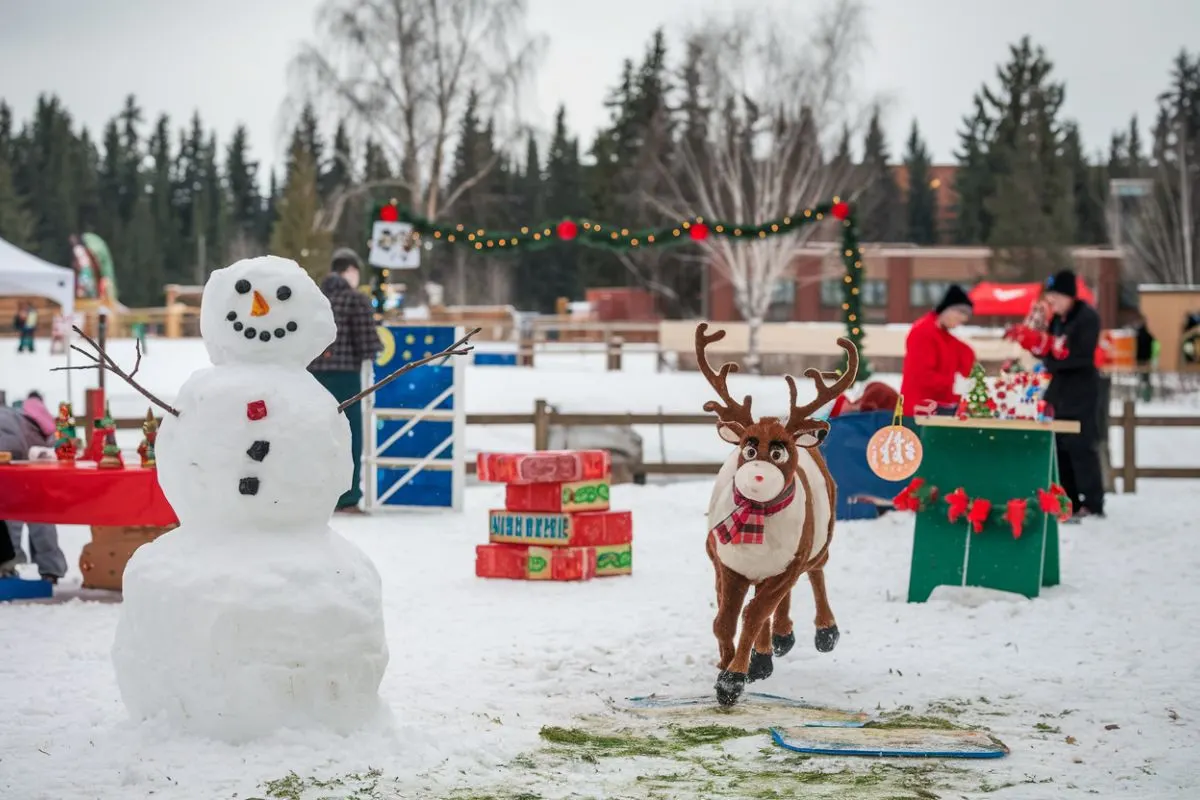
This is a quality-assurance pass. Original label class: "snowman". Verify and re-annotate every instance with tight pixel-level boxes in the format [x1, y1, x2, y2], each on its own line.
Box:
[110, 256, 390, 742]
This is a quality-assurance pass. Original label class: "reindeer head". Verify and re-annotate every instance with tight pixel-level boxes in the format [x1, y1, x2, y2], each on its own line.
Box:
[695, 323, 860, 503]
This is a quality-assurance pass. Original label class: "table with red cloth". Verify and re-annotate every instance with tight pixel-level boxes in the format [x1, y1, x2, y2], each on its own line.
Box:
[0, 461, 178, 591]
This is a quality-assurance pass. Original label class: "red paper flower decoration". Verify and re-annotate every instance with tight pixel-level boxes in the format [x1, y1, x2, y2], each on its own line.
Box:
[379, 204, 399, 222]
[556, 220, 578, 240]
[831, 201, 851, 220]
[689, 222, 710, 241]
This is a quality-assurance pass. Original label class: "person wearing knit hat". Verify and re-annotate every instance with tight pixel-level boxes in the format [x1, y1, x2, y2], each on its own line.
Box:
[899, 284, 978, 416]
[1037, 269, 1105, 519]
[308, 247, 382, 513]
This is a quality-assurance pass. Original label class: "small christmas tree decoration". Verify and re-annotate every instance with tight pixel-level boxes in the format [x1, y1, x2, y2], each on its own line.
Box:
[99, 428, 124, 469]
[54, 402, 79, 461]
[967, 498, 992, 534]
[138, 408, 158, 468]
[945, 487, 971, 523]
[1004, 498, 1030, 539]
[965, 364, 994, 418]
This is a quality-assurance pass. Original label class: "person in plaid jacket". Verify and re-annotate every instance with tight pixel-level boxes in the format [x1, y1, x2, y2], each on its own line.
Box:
[310, 248, 382, 513]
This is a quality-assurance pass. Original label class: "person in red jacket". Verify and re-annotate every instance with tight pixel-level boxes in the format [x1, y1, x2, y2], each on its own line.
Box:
[900, 284, 977, 416]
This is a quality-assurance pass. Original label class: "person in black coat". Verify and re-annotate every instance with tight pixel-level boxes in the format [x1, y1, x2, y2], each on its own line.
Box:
[1042, 270, 1104, 518]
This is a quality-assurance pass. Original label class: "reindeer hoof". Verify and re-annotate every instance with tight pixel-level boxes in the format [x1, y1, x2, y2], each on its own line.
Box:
[815, 625, 840, 653]
[772, 631, 796, 658]
[715, 670, 746, 706]
[748, 651, 774, 682]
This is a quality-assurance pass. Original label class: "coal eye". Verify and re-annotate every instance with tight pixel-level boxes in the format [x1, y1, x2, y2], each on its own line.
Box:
[276, 285, 292, 301]
[235, 279, 251, 294]
[740, 444, 757, 460]
[770, 446, 789, 463]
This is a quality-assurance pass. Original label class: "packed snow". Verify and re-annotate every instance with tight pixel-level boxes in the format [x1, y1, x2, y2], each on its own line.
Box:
[1, 334, 1198, 798]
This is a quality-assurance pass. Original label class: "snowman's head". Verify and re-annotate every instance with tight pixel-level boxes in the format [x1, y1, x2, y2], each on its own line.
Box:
[200, 256, 336, 367]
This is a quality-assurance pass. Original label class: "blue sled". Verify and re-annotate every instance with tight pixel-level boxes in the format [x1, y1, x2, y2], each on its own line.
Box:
[819, 410, 920, 521]
[0, 577, 54, 602]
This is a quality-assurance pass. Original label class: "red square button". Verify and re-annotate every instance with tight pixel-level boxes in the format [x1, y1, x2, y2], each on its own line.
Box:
[246, 400, 267, 421]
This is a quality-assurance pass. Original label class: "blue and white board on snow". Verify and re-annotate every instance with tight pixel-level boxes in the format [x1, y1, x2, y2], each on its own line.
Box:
[362, 324, 466, 511]
[770, 725, 1009, 759]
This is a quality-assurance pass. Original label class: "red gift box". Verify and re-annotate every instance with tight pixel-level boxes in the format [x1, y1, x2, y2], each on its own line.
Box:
[488, 509, 632, 548]
[475, 544, 596, 581]
[504, 478, 611, 513]
[476, 450, 611, 485]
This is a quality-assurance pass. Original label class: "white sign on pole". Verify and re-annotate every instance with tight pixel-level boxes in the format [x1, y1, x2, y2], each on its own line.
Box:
[368, 221, 422, 269]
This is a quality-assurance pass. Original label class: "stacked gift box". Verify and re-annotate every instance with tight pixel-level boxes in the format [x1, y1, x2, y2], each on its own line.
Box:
[475, 450, 633, 581]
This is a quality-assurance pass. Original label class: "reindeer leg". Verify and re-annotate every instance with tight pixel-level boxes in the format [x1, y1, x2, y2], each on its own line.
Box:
[709, 534, 750, 670]
[748, 608, 774, 683]
[771, 589, 796, 657]
[718, 578, 791, 706]
[808, 567, 840, 653]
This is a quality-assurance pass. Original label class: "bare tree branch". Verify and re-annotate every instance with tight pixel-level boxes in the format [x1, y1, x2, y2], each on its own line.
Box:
[52, 327, 180, 417]
[289, 0, 546, 231]
[651, 0, 871, 370]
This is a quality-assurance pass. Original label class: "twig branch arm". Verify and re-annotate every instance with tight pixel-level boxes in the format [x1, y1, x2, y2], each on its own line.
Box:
[337, 327, 482, 413]
[50, 327, 180, 417]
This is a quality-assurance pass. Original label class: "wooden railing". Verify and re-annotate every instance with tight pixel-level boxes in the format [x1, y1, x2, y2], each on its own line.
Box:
[113, 398, 1200, 491]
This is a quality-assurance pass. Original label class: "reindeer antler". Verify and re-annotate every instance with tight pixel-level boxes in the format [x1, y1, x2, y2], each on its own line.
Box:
[694, 323, 755, 426]
[785, 337, 860, 431]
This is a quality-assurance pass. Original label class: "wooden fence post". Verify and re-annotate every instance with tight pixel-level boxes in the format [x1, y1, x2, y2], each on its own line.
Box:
[606, 335, 624, 371]
[533, 399, 551, 451]
[1122, 399, 1137, 493]
[518, 334, 535, 367]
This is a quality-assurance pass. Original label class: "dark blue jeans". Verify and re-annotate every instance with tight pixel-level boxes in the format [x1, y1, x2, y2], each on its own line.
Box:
[312, 370, 364, 509]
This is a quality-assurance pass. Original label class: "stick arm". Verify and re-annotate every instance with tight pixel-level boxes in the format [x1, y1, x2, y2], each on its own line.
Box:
[337, 327, 481, 413]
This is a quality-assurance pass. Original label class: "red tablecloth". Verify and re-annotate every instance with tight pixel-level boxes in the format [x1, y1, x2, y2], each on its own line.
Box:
[0, 462, 178, 527]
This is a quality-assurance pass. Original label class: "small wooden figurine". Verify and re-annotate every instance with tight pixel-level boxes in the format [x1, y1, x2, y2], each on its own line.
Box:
[138, 408, 157, 468]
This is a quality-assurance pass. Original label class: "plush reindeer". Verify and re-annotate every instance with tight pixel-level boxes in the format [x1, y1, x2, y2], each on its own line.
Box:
[696, 323, 859, 706]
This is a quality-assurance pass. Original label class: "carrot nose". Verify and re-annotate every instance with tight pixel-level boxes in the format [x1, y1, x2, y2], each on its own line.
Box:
[250, 290, 270, 317]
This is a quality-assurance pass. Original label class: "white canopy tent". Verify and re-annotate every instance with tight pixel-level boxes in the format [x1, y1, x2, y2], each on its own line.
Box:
[0, 235, 76, 314]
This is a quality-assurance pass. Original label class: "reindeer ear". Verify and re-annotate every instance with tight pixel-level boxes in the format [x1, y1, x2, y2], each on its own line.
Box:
[793, 423, 829, 449]
[717, 422, 744, 444]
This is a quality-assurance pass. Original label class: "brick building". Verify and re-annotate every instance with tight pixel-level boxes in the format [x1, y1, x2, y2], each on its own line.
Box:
[705, 245, 1126, 330]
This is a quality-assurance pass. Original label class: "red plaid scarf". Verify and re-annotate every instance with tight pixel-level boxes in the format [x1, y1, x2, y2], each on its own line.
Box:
[710, 480, 797, 545]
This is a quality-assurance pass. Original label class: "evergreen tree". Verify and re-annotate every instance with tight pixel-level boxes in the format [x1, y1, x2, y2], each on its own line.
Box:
[0, 154, 35, 248]
[952, 100, 993, 244]
[270, 146, 331, 278]
[961, 37, 1076, 276]
[225, 125, 261, 244]
[1062, 122, 1107, 245]
[148, 115, 182, 284]
[903, 120, 938, 244]
[543, 105, 586, 311]
[858, 106, 903, 242]
[17, 95, 84, 265]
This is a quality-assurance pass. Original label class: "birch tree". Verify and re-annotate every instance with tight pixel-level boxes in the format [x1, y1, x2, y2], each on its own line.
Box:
[288, 0, 544, 231]
[1114, 52, 1200, 285]
[656, 0, 870, 371]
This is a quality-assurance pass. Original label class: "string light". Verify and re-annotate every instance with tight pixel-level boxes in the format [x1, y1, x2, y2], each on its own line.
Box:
[375, 198, 871, 380]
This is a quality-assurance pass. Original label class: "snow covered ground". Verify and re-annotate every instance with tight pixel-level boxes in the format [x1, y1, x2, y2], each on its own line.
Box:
[2, 337, 1199, 799]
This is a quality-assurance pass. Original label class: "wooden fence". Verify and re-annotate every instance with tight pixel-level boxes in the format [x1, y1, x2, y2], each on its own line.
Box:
[112, 398, 1199, 492]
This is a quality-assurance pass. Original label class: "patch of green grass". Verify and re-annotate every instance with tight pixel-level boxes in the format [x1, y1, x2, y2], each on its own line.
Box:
[537, 723, 760, 760]
[1035, 722, 1062, 734]
[252, 769, 383, 800]
[867, 713, 960, 730]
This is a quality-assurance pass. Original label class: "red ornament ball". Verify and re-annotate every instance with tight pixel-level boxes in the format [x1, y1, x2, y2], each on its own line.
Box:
[556, 220, 578, 240]
[689, 222, 710, 241]
[379, 204, 399, 222]
[831, 201, 851, 221]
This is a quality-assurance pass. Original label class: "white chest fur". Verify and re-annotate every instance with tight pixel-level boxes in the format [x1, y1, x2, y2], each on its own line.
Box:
[706, 449, 833, 582]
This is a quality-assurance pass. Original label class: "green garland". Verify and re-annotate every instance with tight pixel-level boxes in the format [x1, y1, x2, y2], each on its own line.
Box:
[372, 199, 871, 379]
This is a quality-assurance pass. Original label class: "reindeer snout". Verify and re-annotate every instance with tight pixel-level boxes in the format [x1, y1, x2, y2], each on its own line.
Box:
[754, 475, 764, 482]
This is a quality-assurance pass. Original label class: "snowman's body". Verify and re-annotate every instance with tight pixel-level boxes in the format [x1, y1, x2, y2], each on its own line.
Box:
[112, 256, 389, 742]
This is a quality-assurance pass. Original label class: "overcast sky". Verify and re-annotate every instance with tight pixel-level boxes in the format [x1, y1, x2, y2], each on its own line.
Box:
[1, 0, 1196, 179]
